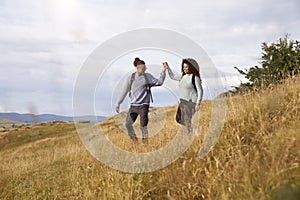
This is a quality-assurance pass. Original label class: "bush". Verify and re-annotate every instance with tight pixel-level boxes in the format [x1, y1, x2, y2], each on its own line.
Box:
[235, 35, 300, 92]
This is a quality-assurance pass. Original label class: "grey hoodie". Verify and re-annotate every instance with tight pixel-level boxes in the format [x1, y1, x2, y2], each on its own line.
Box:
[117, 70, 166, 106]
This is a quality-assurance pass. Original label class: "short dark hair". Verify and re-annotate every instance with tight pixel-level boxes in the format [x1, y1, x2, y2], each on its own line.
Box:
[133, 57, 145, 66]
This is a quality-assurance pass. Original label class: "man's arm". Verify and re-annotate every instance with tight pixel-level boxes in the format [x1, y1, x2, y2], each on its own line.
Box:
[146, 69, 166, 87]
[116, 75, 131, 113]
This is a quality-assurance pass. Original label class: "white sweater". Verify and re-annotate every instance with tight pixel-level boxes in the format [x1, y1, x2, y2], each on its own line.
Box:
[167, 67, 203, 104]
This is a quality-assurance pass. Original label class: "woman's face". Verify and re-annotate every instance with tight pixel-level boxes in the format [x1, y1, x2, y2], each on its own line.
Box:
[183, 63, 190, 74]
[136, 64, 146, 74]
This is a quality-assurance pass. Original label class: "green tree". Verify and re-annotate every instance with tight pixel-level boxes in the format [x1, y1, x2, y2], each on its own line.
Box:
[235, 35, 300, 92]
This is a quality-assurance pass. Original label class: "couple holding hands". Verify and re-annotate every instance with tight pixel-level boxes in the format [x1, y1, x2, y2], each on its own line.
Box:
[116, 57, 203, 143]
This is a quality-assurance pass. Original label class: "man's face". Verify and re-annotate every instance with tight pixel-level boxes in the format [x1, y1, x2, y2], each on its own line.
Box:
[136, 64, 146, 74]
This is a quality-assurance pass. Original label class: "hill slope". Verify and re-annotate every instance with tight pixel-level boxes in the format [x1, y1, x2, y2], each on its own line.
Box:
[0, 77, 299, 199]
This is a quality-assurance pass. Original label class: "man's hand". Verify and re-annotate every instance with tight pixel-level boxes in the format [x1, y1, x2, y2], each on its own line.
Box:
[116, 105, 120, 113]
[162, 62, 169, 69]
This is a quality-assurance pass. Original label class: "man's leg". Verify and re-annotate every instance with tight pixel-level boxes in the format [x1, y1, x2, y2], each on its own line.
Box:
[125, 106, 138, 141]
[140, 126, 148, 143]
[139, 105, 149, 143]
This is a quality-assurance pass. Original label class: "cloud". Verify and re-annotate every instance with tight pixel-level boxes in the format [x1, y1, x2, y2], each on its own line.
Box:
[0, 0, 299, 116]
[0, 104, 10, 113]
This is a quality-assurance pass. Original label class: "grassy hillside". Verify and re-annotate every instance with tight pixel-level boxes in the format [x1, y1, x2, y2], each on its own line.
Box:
[0, 118, 25, 131]
[0, 77, 299, 199]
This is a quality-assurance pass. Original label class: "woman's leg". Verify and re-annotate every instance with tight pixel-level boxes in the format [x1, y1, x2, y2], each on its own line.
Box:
[186, 101, 196, 133]
[176, 104, 182, 124]
[180, 100, 195, 133]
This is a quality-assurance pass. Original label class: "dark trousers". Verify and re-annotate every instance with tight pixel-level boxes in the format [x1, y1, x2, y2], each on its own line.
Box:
[125, 105, 149, 139]
[176, 99, 196, 130]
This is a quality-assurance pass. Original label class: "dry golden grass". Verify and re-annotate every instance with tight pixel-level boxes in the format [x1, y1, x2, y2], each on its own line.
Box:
[0, 77, 299, 199]
[98, 102, 211, 153]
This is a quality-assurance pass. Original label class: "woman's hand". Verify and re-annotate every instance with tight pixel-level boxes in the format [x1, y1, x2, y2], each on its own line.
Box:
[116, 105, 120, 113]
[162, 62, 169, 69]
[195, 103, 200, 112]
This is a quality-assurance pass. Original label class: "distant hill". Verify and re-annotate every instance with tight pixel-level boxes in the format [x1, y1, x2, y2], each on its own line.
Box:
[0, 118, 23, 124]
[0, 113, 106, 124]
[0, 118, 25, 131]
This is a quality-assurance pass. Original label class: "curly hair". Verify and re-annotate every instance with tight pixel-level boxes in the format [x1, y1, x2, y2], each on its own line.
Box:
[181, 58, 200, 77]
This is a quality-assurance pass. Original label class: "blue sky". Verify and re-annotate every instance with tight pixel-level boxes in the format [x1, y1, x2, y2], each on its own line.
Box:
[0, 0, 299, 116]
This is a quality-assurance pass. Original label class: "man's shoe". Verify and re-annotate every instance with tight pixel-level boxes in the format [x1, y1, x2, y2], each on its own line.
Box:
[142, 138, 148, 144]
[130, 136, 138, 142]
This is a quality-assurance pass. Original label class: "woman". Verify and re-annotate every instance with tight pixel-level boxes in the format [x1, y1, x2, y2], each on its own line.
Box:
[116, 57, 167, 143]
[163, 58, 203, 133]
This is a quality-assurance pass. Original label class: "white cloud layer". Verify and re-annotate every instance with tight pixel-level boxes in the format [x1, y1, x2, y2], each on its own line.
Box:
[0, 0, 299, 116]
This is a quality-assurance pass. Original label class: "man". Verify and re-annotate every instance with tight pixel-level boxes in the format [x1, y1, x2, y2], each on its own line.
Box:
[116, 57, 167, 143]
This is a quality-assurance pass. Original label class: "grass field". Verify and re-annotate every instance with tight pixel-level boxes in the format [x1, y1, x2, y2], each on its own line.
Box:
[0, 77, 299, 199]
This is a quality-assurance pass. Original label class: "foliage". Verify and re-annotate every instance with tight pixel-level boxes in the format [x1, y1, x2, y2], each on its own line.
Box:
[235, 35, 300, 92]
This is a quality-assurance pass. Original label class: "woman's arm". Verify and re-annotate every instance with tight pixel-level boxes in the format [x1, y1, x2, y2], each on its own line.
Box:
[163, 62, 181, 81]
[167, 67, 182, 81]
[195, 76, 203, 104]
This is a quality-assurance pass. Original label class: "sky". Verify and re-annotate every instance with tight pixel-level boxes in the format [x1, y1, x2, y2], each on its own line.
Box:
[0, 0, 299, 116]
